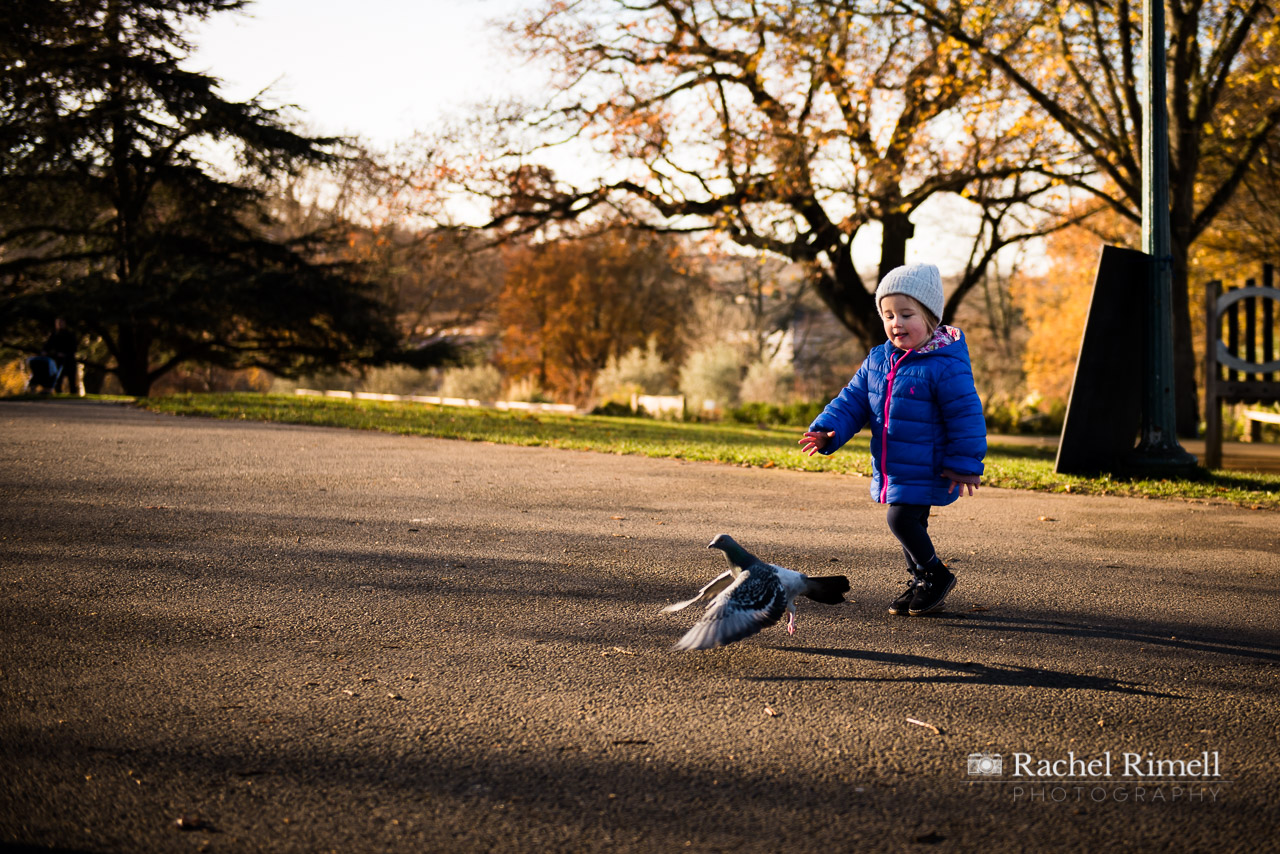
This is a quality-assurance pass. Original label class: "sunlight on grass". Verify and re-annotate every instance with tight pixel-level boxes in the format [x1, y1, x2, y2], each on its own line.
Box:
[138, 393, 1280, 511]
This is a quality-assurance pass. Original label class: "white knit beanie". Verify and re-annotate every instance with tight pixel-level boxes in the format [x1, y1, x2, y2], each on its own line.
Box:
[875, 264, 944, 323]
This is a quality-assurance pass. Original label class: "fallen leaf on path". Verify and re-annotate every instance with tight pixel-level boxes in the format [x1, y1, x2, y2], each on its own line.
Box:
[906, 717, 942, 735]
[174, 815, 216, 832]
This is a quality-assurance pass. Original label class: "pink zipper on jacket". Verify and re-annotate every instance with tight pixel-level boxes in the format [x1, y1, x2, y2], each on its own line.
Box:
[880, 348, 912, 503]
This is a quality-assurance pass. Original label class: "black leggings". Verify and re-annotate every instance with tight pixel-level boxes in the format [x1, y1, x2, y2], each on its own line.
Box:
[886, 503, 936, 570]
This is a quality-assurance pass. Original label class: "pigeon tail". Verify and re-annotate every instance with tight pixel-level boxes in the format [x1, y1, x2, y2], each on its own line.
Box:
[708, 533, 759, 570]
[802, 574, 851, 605]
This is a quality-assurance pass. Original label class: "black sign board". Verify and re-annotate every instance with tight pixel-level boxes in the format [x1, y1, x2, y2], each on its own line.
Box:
[1054, 245, 1147, 475]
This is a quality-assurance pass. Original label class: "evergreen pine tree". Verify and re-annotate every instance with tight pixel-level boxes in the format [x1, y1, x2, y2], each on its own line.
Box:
[1, 0, 433, 394]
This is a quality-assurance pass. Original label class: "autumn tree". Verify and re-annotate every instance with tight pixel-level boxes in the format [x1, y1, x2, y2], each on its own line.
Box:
[0, 0, 417, 395]
[496, 227, 705, 405]
[1193, 72, 1280, 276]
[470, 0, 1078, 353]
[1012, 204, 1137, 404]
[893, 0, 1280, 434]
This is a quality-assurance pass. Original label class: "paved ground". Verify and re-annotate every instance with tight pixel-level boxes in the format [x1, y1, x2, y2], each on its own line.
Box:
[1, 400, 1278, 853]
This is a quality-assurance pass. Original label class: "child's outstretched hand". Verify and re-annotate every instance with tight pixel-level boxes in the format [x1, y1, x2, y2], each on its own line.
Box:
[799, 430, 835, 457]
[943, 468, 981, 497]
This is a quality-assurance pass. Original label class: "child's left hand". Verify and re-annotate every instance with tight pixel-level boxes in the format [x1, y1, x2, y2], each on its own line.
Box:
[943, 469, 980, 497]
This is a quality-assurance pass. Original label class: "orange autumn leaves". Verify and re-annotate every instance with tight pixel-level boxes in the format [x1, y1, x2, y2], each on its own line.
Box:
[1014, 210, 1136, 404]
[495, 230, 702, 407]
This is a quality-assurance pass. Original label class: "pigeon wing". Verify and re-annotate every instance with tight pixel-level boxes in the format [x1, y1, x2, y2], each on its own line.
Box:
[673, 568, 788, 651]
[661, 570, 736, 614]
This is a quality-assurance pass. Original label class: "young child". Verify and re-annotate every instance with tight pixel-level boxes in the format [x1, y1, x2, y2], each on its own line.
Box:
[799, 263, 986, 616]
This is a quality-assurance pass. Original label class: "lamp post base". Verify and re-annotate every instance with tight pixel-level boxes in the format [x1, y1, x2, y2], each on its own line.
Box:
[1125, 440, 1201, 480]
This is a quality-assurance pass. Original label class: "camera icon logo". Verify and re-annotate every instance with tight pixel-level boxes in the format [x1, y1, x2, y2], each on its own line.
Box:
[968, 753, 1003, 776]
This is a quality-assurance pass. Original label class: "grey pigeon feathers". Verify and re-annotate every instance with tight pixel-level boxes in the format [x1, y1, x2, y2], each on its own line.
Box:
[663, 534, 850, 651]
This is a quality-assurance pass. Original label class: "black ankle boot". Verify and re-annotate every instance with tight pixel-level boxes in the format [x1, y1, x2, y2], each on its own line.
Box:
[908, 560, 955, 615]
[888, 571, 918, 615]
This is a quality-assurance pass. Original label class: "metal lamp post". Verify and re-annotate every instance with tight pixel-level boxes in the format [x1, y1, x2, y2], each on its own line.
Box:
[1130, 0, 1199, 477]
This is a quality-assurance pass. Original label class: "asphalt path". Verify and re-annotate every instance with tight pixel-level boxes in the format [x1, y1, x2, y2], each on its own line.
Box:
[1, 400, 1278, 853]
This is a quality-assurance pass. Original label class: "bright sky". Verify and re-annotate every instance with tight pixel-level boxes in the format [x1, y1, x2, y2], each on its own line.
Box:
[185, 0, 983, 273]
[187, 0, 538, 148]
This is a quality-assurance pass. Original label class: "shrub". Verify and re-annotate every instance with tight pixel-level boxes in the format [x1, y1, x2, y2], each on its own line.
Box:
[679, 343, 745, 416]
[728, 400, 827, 427]
[150, 365, 271, 394]
[590, 401, 638, 418]
[594, 339, 675, 405]
[782, 400, 827, 426]
[739, 357, 795, 405]
[505, 376, 553, 403]
[1, 359, 28, 395]
[357, 365, 439, 396]
[983, 393, 1066, 435]
[439, 364, 502, 401]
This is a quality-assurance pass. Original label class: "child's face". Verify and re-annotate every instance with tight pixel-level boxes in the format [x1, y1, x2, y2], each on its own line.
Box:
[880, 294, 933, 350]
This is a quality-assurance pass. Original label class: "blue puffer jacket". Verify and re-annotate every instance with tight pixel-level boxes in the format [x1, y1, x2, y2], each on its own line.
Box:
[809, 326, 986, 506]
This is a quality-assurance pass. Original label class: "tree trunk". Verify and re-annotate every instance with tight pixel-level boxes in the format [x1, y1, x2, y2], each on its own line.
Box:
[806, 223, 924, 354]
[115, 367, 153, 397]
[810, 245, 882, 354]
[878, 212, 915, 283]
[113, 323, 154, 397]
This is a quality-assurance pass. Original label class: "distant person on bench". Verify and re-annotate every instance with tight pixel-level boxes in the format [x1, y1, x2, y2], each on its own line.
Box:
[42, 317, 80, 395]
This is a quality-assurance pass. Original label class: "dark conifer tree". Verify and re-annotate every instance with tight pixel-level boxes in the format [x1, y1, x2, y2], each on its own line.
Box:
[1, 0, 431, 395]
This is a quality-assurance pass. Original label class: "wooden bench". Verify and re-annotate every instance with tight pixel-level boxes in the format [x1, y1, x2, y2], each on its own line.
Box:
[1242, 407, 1280, 440]
[1203, 264, 1280, 468]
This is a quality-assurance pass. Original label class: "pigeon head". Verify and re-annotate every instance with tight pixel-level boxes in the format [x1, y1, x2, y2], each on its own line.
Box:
[708, 534, 757, 571]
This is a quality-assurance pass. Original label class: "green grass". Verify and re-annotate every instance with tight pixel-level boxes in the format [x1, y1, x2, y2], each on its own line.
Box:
[136, 392, 1280, 511]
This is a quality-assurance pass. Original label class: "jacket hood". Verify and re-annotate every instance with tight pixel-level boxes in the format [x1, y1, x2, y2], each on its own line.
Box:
[917, 324, 962, 353]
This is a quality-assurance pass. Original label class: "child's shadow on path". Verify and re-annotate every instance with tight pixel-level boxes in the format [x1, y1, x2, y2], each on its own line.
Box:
[751, 646, 1178, 698]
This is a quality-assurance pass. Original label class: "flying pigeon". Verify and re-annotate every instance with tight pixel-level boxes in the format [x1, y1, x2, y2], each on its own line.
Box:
[663, 534, 850, 651]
